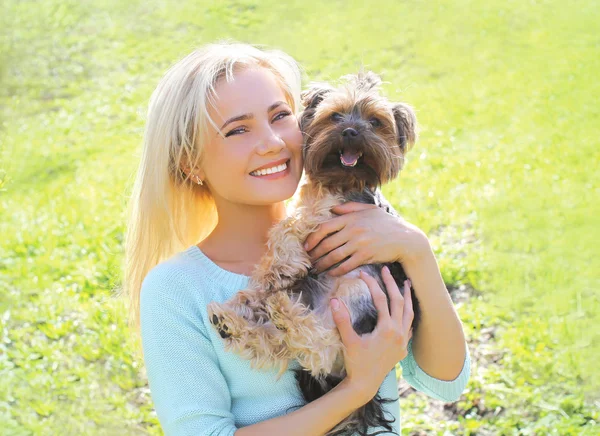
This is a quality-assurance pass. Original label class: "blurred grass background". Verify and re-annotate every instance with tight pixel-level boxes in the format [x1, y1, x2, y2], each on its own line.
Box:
[1, 0, 598, 434]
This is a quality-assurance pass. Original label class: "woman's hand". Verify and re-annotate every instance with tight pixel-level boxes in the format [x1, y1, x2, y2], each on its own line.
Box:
[304, 201, 430, 276]
[331, 266, 414, 405]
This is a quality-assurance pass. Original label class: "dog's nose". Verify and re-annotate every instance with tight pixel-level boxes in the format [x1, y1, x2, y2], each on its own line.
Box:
[341, 127, 359, 137]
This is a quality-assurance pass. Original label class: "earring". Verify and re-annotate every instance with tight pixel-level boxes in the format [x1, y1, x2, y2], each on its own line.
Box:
[194, 176, 204, 186]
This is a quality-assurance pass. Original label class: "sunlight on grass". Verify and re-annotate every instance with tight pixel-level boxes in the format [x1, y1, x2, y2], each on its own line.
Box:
[1, 0, 598, 434]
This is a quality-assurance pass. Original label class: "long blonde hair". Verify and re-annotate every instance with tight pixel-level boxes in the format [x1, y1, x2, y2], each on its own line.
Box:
[121, 41, 302, 342]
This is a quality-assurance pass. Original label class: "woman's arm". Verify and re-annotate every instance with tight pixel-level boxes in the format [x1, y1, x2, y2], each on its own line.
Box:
[303, 200, 468, 379]
[140, 267, 240, 436]
[400, 336, 471, 403]
[303, 201, 471, 401]
[401, 243, 467, 381]
[236, 378, 365, 436]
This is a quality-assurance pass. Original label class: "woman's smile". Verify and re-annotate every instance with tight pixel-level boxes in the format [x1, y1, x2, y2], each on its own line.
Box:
[249, 159, 291, 180]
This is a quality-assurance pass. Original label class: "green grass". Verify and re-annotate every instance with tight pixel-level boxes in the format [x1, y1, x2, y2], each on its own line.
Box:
[1, 0, 598, 434]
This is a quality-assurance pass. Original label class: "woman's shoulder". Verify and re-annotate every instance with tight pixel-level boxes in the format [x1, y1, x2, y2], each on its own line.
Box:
[140, 248, 217, 310]
[141, 245, 251, 312]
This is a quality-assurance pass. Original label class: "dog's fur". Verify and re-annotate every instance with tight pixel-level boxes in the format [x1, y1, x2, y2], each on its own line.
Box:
[208, 71, 421, 436]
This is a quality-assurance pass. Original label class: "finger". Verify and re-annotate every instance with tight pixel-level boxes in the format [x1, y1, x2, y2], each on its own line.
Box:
[327, 253, 365, 277]
[359, 270, 392, 327]
[401, 279, 415, 335]
[304, 217, 346, 252]
[381, 266, 404, 321]
[314, 242, 354, 274]
[330, 298, 361, 346]
[331, 201, 378, 215]
[314, 243, 352, 274]
[308, 227, 351, 263]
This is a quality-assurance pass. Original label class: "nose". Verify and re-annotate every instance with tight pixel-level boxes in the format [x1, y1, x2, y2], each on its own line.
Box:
[257, 127, 285, 155]
[341, 127, 359, 138]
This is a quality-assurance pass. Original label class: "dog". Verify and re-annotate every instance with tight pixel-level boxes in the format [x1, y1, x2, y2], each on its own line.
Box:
[208, 71, 421, 436]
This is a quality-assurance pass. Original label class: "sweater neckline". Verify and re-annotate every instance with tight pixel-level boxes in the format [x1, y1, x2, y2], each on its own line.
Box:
[185, 244, 250, 289]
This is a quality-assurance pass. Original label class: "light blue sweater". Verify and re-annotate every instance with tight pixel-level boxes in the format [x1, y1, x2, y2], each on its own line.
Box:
[140, 245, 471, 435]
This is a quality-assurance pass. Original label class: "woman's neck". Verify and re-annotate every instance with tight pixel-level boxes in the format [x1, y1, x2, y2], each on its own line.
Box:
[199, 201, 288, 266]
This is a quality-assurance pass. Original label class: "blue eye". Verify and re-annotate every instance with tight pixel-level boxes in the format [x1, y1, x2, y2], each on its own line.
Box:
[225, 111, 291, 138]
[225, 127, 247, 137]
[273, 111, 292, 122]
[331, 113, 344, 122]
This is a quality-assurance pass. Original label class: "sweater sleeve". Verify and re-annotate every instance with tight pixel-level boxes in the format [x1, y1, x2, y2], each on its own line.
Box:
[399, 337, 471, 403]
[139, 266, 238, 436]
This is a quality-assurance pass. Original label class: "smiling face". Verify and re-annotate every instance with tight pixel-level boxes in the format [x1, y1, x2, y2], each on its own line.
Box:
[197, 66, 304, 206]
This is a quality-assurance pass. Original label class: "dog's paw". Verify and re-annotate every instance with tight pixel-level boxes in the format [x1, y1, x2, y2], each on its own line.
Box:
[207, 302, 248, 340]
[207, 303, 232, 339]
[267, 310, 289, 332]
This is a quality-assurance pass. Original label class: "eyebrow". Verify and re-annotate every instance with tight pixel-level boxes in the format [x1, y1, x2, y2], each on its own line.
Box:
[219, 101, 288, 130]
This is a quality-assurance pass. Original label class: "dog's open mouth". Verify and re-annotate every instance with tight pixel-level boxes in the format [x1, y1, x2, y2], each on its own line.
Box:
[339, 149, 363, 167]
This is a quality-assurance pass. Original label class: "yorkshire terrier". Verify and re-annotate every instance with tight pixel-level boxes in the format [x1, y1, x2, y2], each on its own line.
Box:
[208, 71, 421, 436]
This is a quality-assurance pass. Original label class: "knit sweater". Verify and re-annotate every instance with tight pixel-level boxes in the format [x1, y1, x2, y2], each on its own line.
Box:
[140, 244, 471, 436]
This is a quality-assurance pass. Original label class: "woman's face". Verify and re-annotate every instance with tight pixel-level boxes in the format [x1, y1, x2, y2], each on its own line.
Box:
[198, 66, 304, 206]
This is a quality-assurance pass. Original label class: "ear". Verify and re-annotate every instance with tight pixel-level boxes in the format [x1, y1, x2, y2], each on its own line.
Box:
[299, 82, 334, 131]
[301, 82, 334, 110]
[391, 103, 418, 152]
[180, 161, 205, 182]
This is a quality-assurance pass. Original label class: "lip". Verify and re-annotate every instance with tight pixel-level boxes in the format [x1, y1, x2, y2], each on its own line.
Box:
[250, 157, 290, 174]
[249, 159, 291, 180]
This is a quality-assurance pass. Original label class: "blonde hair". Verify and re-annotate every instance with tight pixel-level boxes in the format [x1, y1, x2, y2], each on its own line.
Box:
[121, 41, 302, 344]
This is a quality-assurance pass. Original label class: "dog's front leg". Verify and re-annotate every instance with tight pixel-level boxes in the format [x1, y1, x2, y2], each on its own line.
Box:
[252, 216, 314, 292]
[252, 191, 345, 292]
[207, 283, 268, 340]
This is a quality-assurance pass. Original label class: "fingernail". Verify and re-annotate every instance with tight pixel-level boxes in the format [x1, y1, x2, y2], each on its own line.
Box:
[304, 243, 309, 250]
[383, 266, 389, 274]
[330, 298, 340, 311]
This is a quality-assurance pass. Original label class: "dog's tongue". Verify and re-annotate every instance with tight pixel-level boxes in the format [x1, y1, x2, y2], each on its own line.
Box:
[340, 150, 361, 167]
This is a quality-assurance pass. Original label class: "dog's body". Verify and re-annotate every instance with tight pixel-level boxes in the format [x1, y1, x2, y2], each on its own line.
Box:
[208, 72, 421, 435]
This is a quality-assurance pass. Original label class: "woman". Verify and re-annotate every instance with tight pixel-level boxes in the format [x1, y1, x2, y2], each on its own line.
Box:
[124, 41, 471, 435]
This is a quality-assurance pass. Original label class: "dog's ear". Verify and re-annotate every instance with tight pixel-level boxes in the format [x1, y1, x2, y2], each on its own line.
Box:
[391, 103, 418, 152]
[299, 83, 334, 131]
[301, 83, 334, 110]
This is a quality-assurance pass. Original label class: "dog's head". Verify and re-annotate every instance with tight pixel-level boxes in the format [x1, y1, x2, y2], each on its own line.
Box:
[300, 71, 417, 191]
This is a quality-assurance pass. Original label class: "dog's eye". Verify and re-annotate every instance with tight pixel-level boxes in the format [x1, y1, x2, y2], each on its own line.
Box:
[369, 117, 381, 128]
[330, 113, 344, 122]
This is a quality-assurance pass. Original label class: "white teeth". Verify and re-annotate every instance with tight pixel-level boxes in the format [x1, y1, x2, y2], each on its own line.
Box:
[250, 161, 288, 177]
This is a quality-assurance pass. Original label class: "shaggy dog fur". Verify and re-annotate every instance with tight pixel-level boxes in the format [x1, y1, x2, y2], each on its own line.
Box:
[208, 71, 421, 436]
